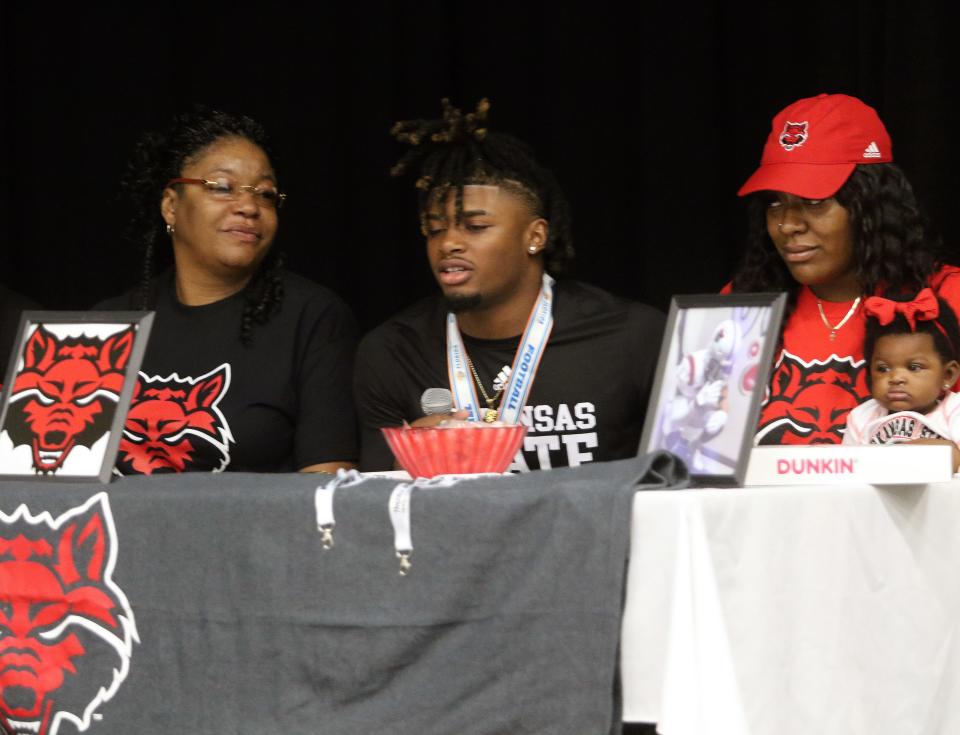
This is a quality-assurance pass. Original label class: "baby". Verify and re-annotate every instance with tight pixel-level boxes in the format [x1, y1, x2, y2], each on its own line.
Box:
[843, 289, 960, 471]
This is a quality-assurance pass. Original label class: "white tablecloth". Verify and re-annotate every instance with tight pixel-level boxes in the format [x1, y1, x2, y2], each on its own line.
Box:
[621, 481, 960, 734]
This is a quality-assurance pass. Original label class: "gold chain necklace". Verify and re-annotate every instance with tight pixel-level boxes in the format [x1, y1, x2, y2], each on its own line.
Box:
[466, 356, 503, 423]
[816, 296, 861, 341]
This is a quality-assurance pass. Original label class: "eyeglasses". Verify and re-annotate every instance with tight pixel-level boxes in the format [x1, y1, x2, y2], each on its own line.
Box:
[166, 178, 287, 209]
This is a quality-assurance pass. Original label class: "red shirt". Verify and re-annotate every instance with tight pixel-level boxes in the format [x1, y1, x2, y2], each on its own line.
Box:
[726, 266, 960, 444]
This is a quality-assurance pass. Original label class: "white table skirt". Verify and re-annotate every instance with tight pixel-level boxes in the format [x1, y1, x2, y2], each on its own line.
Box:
[621, 481, 960, 734]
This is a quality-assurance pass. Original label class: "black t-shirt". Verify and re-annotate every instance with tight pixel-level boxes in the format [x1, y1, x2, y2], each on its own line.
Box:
[354, 280, 665, 471]
[99, 270, 358, 473]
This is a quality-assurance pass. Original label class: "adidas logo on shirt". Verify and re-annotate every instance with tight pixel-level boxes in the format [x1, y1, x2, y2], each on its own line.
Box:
[863, 141, 882, 159]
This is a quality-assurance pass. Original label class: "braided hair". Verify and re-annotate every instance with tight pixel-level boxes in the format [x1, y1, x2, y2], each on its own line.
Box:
[731, 163, 947, 315]
[390, 99, 575, 273]
[121, 107, 285, 345]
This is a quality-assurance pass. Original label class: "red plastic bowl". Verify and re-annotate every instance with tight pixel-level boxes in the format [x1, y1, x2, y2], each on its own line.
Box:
[381, 424, 528, 478]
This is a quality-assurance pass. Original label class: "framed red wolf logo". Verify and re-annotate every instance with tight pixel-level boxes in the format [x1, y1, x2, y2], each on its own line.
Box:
[0, 313, 153, 482]
[0, 493, 138, 735]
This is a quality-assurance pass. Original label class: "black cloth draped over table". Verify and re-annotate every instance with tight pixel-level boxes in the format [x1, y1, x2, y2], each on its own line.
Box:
[0, 452, 686, 735]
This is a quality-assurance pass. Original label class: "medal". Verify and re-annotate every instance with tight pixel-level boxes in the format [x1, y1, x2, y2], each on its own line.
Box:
[468, 355, 506, 423]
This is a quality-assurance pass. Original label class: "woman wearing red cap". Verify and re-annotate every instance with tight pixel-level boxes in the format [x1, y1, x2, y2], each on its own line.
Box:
[730, 93, 960, 445]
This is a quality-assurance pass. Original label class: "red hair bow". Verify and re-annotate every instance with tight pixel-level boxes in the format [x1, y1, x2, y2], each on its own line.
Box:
[862, 288, 940, 331]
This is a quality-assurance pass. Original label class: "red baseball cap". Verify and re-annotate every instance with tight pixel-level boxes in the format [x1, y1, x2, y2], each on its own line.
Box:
[738, 93, 893, 199]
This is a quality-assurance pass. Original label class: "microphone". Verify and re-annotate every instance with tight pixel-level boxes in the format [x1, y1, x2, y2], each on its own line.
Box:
[421, 388, 454, 416]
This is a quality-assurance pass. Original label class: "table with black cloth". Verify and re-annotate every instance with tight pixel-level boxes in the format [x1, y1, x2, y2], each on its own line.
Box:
[0, 454, 683, 735]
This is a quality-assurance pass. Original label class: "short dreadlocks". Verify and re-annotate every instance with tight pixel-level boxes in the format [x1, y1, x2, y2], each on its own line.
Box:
[390, 99, 575, 273]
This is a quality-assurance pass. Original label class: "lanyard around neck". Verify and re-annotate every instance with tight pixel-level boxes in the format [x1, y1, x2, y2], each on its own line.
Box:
[446, 273, 555, 424]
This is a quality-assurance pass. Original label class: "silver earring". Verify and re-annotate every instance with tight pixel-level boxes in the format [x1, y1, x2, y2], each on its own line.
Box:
[528, 246, 537, 253]
[777, 223, 784, 230]
[166, 224, 175, 235]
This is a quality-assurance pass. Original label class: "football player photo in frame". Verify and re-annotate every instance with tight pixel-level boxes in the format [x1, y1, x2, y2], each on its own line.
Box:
[0, 311, 153, 482]
[639, 293, 786, 486]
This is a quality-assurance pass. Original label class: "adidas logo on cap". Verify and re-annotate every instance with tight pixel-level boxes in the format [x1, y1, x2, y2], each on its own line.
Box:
[863, 141, 882, 159]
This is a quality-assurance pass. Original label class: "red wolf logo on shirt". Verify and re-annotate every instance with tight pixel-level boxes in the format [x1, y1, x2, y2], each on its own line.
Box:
[0, 493, 137, 735]
[755, 351, 867, 444]
[4, 326, 135, 474]
[116, 365, 233, 474]
[779, 120, 808, 151]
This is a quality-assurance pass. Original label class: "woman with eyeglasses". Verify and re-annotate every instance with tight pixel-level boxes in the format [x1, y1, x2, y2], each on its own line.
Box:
[728, 93, 960, 445]
[99, 108, 358, 474]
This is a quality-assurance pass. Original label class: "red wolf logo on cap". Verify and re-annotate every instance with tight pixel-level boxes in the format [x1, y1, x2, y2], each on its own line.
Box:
[116, 364, 233, 474]
[0, 493, 137, 735]
[755, 351, 867, 444]
[4, 326, 135, 474]
[779, 121, 808, 151]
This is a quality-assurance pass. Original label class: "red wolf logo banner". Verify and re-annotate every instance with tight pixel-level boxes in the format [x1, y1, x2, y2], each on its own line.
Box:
[0, 493, 137, 735]
[755, 351, 867, 444]
[778, 120, 808, 151]
[116, 364, 233, 474]
[3, 326, 135, 474]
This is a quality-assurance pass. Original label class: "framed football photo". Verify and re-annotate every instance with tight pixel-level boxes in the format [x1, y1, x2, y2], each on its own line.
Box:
[0, 311, 153, 482]
[638, 293, 786, 486]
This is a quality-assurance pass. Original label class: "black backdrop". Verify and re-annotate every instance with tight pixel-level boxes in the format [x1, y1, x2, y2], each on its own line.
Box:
[2, 2, 958, 332]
